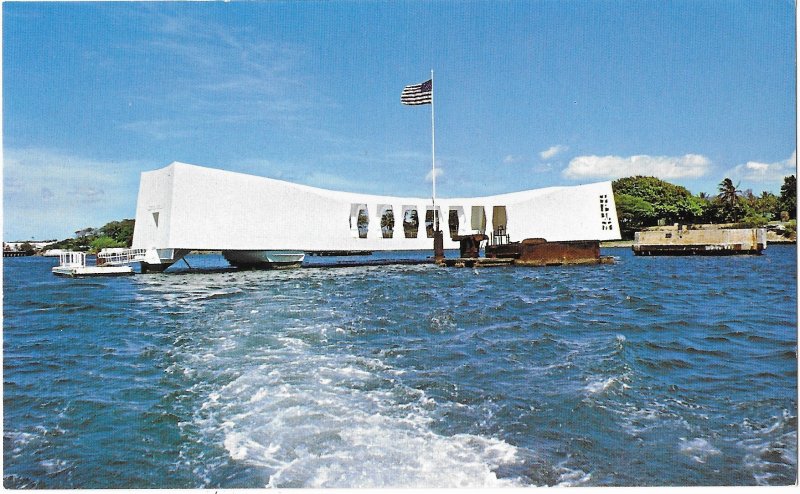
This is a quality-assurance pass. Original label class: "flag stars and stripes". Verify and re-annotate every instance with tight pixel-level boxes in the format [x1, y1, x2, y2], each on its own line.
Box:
[401, 79, 433, 105]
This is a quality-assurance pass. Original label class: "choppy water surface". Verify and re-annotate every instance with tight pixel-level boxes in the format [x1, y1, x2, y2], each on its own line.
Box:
[4, 247, 797, 487]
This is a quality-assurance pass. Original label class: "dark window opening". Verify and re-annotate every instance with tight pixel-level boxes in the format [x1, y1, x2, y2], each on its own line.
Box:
[448, 209, 459, 239]
[381, 209, 395, 238]
[425, 209, 440, 238]
[403, 209, 419, 238]
[357, 208, 369, 238]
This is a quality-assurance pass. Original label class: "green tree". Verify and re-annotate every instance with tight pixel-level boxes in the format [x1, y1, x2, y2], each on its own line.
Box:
[380, 209, 394, 238]
[675, 195, 707, 223]
[737, 213, 771, 228]
[357, 209, 369, 238]
[717, 178, 739, 207]
[779, 175, 796, 219]
[99, 219, 135, 246]
[44, 218, 136, 252]
[90, 236, 125, 253]
[785, 219, 797, 238]
[612, 176, 702, 226]
[716, 178, 743, 222]
[736, 190, 772, 227]
[614, 193, 655, 239]
[749, 191, 780, 221]
[403, 209, 419, 238]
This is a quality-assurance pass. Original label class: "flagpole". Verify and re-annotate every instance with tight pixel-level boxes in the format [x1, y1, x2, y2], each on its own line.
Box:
[430, 69, 437, 231]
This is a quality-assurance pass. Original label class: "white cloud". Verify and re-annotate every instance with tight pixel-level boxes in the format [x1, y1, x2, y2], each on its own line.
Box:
[539, 145, 568, 160]
[3, 148, 144, 240]
[562, 154, 711, 180]
[425, 167, 444, 182]
[726, 151, 796, 183]
[503, 154, 523, 164]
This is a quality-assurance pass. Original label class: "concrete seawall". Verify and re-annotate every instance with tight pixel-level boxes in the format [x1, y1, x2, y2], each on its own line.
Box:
[633, 228, 766, 255]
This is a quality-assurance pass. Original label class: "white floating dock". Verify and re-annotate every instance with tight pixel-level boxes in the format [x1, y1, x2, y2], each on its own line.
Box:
[52, 251, 134, 277]
[52, 265, 134, 277]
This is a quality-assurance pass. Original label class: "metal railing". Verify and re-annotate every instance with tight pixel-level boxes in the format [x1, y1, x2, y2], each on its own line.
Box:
[491, 227, 510, 246]
[97, 248, 148, 266]
[58, 251, 87, 268]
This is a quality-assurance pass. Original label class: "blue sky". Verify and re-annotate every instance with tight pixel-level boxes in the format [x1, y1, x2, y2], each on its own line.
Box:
[3, 0, 796, 240]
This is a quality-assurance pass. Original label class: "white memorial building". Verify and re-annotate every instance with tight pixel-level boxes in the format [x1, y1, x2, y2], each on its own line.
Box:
[132, 162, 620, 271]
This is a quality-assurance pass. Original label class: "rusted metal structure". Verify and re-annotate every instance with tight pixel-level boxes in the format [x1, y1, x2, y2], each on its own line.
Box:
[452, 233, 488, 258]
[486, 238, 605, 266]
[433, 230, 445, 264]
[443, 233, 609, 268]
[442, 257, 515, 268]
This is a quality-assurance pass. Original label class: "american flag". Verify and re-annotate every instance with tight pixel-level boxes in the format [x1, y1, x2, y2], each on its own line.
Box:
[401, 79, 433, 105]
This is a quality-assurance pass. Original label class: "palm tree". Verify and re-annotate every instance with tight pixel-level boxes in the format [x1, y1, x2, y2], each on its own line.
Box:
[780, 175, 796, 219]
[717, 178, 742, 222]
[357, 209, 369, 238]
[380, 209, 394, 238]
[717, 178, 740, 207]
[403, 209, 419, 238]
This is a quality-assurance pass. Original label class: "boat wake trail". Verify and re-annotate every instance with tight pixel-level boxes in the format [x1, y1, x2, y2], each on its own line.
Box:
[186, 332, 526, 488]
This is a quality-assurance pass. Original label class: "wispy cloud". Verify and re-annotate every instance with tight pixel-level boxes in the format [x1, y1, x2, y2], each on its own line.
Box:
[117, 119, 193, 141]
[533, 162, 556, 173]
[321, 150, 430, 169]
[234, 150, 440, 196]
[117, 11, 330, 138]
[726, 151, 796, 184]
[3, 148, 144, 239]
[539, 145, 568, 160]
[503, 154, 524, 164]
[425, 167, 444, 182]
[301, 171, 379, 193]
[563, 154, 711, 180]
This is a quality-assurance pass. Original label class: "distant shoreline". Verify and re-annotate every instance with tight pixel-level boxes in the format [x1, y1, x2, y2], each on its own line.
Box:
[601, 239, 796, 248]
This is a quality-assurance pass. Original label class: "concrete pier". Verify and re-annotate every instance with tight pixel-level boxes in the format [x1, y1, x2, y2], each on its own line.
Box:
[633, 227, 766, 255]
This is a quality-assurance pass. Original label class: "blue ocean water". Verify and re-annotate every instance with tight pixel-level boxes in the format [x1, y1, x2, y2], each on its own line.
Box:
[3, 247, 797, 487]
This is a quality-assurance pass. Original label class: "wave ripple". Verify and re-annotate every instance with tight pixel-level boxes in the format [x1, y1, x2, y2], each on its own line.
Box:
[3, 248, 797, 487]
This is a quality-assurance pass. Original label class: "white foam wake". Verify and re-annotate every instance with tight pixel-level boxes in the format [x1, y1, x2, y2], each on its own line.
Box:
[193, 335, 525, 488]
[679, 437, 721, 464]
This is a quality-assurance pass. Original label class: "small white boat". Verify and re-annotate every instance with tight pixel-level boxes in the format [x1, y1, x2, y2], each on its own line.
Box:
[52, 251, 133, 277]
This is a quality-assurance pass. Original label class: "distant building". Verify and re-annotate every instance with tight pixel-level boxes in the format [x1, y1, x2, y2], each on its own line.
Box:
[4, 240, 57, 251]
[74, 228, 97, 238]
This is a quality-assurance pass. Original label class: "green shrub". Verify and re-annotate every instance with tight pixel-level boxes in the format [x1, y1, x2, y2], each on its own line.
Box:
[89, 236, 125, 253]
[734, 214, 771, 229]
[784, 220, 796, 237]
